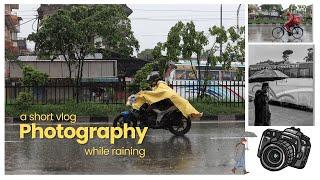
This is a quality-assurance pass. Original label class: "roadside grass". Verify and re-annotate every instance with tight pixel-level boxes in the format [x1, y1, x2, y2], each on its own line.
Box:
[192, 102, 244, 116]
[248, 18, 312, 25]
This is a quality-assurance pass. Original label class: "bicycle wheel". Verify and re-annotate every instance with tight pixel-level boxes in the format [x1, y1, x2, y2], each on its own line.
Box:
[272, 27, 284, 39]
[292, 26, 303, 39]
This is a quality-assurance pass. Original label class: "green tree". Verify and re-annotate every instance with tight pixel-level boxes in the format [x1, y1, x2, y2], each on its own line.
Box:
[28, 5, 139, 87]
[137, 49, 154, 61]
[304, 48, 313, 62]
[132, 62, 154, 90]
[132, 42, 168, 90]
[207, 26, 244, 70]
[248, 4, 258, 13]
[181, 21, 208, 95]
[282, 50, 293, 63]
[152, 42, 164, 60]
[288, 4, 298, 13]
[273, 5, 283, 15]
[164, 21, 184, 62]
[20, 65, 48, 86]
[16, 65, 49, 108]
[306, 5, 312, 18]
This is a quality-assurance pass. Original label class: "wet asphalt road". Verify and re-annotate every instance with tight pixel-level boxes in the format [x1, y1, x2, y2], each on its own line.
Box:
[249, 101, 313, 126]
[5, 121, 246, 175]
[248, 24, 313, 42]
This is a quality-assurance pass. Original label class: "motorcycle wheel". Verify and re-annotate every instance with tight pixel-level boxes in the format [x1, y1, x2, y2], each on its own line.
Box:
[113, 114, 137, 129]
[168, 116, 191, 136]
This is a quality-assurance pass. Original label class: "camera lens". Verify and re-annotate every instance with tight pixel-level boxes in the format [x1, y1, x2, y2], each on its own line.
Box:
[268, 149, 283, 164]
[260, 141, 294, 171]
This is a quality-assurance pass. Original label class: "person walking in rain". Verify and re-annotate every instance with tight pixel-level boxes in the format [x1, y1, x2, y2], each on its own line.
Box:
[254, 82, 271, 126]
[232, 138, 249, 174]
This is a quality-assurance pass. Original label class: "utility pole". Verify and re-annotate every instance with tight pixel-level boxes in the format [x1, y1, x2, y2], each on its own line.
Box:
[220, 4, 222, 57]
[237, 4, 241, 32]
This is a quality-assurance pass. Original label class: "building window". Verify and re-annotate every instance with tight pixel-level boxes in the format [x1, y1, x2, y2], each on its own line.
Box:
[175, 70, 186, 80]
[299, 69, 310, 77]
[200, 70, 219, 80]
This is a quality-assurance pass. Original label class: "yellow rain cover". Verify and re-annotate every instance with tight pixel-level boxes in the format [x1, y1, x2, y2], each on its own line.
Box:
[132, 81, 202, 119]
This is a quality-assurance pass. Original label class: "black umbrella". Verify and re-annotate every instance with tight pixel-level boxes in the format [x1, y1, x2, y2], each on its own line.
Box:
[249, 69, 288, 83]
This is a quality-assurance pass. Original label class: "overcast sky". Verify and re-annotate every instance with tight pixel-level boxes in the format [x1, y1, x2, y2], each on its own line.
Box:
[14, 4, 245, 56]
[249, 44, 314, 65]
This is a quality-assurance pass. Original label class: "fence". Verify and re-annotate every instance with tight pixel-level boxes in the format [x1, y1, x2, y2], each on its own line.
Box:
[5, 80, 245, 106]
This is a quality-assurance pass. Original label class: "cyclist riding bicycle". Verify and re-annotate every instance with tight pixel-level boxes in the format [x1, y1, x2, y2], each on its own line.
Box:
[284, 12, 301, 36]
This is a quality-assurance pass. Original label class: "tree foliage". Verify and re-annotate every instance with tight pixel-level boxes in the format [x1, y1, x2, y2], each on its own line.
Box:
[152, 42, 164, 60]
[20, 65, 48, 86]
[28, 5, 139, 86]
[137, 49, 154, 60]
[132, 63, 154, 90]
[16, 91, 33, 109]
[207, 25, 245, 69]
[133, 21, 245, 94]
[304, 48, 313, 62]
[16, 65, 48, 108]
[165, 21, 184, 61]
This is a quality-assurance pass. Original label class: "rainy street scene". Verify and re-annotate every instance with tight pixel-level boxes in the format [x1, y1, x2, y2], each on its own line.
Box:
[248, 4, 313, 43]
[248, 44, 314, 126]
[5, 121, 256, 174]
[5, 4, 247, 174]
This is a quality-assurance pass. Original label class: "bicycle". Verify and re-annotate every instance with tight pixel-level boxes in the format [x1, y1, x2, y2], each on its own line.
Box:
[272, 25, 303, 39]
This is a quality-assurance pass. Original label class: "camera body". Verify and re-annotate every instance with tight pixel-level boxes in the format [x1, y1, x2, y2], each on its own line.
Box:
[257, 127, 311, 171]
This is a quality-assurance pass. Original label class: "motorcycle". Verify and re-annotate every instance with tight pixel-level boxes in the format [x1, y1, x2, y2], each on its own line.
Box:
[113, 94, 192, 136]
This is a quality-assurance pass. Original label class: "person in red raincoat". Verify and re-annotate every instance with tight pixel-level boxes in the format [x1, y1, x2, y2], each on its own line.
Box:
[284, 12, 301, 35]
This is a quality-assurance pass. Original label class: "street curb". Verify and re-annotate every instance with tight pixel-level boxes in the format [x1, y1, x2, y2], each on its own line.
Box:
[5, 114, 244, 124]
[200, 115, 244, 121]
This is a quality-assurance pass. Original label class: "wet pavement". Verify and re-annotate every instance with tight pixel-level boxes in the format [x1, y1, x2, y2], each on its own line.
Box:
[5, 121, 248, 175]
[249, 101, 313, 126]
[248, 24, 313, 42]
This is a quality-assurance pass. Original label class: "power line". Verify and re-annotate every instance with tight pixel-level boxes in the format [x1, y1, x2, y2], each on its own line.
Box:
[19, 14, 38, 17]
[132, 9, 245, 13]
[130, 17, 245, 21]
[18, 17, 38, 26]
[16, 10, 38, 12]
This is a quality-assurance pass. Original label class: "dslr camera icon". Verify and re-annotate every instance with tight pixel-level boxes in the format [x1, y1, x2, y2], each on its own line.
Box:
[257, 127, 311, 171]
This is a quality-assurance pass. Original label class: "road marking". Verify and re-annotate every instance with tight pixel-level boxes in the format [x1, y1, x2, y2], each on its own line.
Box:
[192, 121, 244, 124]
[5, 140, 23, 143]
[209, 137, 244, 140]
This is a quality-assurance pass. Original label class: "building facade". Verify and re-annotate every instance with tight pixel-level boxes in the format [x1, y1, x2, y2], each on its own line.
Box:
[5, 4, 21, 57]
[5, 4, 29, 57]
[249, 62, 313, 78]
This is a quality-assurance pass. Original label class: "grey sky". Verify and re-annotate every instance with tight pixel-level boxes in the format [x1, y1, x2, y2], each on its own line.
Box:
[249, 44, 314, 65]
[15, 4, 245, 55]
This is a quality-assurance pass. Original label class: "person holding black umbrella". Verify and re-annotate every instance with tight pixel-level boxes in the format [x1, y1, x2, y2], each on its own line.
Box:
[254, 82, 271, 126]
